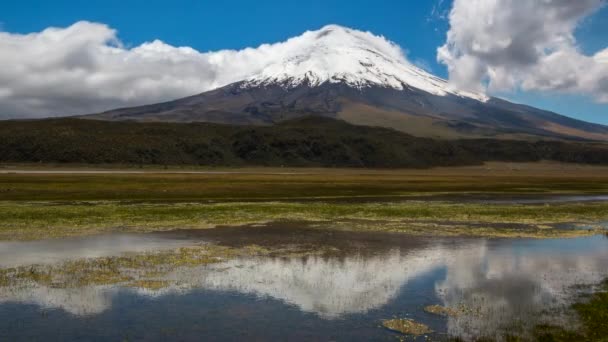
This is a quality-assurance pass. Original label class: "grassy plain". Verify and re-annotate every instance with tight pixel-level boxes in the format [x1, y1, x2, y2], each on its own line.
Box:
[1, 162, 607, 240]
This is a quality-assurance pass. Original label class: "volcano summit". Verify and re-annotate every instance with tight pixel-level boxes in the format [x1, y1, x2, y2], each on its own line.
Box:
[85, 25, 608, 141]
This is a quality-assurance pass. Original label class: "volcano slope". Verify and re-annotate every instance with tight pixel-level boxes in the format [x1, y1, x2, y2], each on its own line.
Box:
[1, 117, 608, 167]
[82, 25, 608, 141]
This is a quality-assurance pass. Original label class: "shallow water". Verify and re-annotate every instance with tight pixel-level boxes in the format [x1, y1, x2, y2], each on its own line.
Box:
[1, 226, 607, 341]
[478, 194, 608, 204]
[290, 193, 608, 205]
[0, 233, 196, 268]
[406, 193, 608, 205]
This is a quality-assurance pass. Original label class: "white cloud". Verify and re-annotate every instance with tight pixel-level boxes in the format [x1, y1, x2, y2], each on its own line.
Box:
[0, 22, 423, 119]
[438, 0, 608, 103]
[0, 22, 216, 118]
[597, 48, 608, 64]
[0, 22, 316, 118]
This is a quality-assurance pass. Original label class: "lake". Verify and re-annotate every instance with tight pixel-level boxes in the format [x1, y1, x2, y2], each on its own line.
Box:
[1, 224, 607, 341]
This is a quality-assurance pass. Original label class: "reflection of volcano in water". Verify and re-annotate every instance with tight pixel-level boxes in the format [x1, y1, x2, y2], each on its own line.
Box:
[1, 235, 607, 336]
[0, 242, 461, 316]
[0, 245, 455, 317]
[183, 249, 450, 318]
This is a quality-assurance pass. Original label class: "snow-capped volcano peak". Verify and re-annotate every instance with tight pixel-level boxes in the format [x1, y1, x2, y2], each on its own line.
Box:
[87, 24, 608, 142]
[244, 25, 488, 102]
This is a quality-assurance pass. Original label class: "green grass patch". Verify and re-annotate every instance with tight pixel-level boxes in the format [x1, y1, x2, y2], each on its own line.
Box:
[0, 200, 606, 240]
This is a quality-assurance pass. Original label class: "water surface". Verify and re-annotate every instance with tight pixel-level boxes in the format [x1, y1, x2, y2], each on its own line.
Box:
[0, 233, 196, 268]
[1, 225, 607, 341]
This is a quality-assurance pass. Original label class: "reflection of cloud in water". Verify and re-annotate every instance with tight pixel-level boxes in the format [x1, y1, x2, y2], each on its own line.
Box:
[171, 249, 452, 318]
[0, 244, 462, 317]
[437, 240, 608, 340]
[0, 234, 193, 268]
[0, 285, 115, 316]
[1, 236, 607, 333]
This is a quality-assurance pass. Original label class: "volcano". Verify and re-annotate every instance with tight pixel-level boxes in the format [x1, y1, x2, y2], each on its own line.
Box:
[84, 25, 608, 141]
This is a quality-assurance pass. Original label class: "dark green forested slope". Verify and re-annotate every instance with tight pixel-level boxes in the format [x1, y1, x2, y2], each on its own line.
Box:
[1, 117, 607, 167]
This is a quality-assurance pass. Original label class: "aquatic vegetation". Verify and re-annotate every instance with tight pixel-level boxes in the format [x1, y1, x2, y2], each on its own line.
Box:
[0, 230, 606, 341]
[533, 324, 585, 341]
[504, 279, 608, 341]
[571, 280, 608, 341]
[0, 243, 335, 290]
[424, 305, 460, 317]
[382, 318, 433, 336]
[0, 267, 53, 286]
[0, 244, 275, 290]
[0, 200, 607, 240]
[314, 219, 605, 239]
[128, 280, 171, 291]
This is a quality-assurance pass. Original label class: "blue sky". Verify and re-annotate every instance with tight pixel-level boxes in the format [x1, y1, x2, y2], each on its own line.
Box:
[1, 0, 606, 124]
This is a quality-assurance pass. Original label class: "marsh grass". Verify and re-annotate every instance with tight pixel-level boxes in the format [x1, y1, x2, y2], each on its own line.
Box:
[0, 200, 606, 240]
[0, 244, 335, 290]
[455, 279, 608, 342]
[570, 280, 608, 341]
[2, 164, 608, 202]
[127, 280, 171, 291]
[382, 318, 433, 336]
[0, 244, 276, 290]
[1, 165, 607, 240]
[424, 305, 460, 317]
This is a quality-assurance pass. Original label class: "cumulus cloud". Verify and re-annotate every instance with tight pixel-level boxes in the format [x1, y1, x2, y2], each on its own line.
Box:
[0, 22, 220, 118]
[438, 0, 608, 103]
[0, 21, 418, 118]
[0, 22, 294, 118]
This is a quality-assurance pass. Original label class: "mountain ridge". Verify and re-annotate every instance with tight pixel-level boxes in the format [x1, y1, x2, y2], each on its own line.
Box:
[81, 25, 608, 142]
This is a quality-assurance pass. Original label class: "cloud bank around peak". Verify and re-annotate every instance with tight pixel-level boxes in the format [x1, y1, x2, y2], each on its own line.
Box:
[438, 0, 608, 104]
[0, 21, 265, 118]
[0, 22, 407, 119]
[2, 12, 607, 120]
